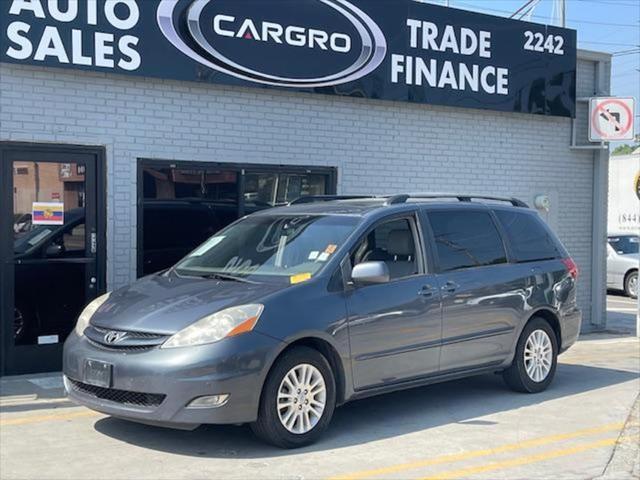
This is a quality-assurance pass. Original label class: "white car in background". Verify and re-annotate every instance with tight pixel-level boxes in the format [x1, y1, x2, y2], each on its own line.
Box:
[607, 234, 639, 299]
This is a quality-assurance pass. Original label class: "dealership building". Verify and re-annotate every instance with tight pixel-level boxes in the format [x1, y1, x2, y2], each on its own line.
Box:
[0, 0, 612, 375]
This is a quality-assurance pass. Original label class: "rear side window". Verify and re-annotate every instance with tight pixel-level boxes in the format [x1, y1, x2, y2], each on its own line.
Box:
[428, 211, 507, 272]
[495, 210, 562, 262]
[608, 236, 639, 255]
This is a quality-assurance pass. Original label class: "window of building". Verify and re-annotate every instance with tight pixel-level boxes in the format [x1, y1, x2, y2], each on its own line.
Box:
[244, 172, 328, 210]
[429, 210, 507, 271]
[139, 163, 334, 276]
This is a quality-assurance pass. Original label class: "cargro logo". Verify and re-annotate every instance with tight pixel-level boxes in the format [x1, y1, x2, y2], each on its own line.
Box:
[157, 0, 387, 87]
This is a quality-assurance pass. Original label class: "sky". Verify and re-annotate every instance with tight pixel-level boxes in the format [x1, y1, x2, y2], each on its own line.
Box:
[425, 0, 640, 140]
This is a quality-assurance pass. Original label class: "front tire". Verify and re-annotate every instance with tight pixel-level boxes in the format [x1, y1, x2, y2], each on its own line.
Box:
[503, 317, 558, 393]
[251, 346, 336, 448]
[624, 271, 638, 299]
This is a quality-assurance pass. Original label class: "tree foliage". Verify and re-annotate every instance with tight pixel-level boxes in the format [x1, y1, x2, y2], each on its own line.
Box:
[612, 144, 640, 156]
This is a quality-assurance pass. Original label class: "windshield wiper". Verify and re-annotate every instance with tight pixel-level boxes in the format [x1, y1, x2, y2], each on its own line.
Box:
[202, 272, 259, 284]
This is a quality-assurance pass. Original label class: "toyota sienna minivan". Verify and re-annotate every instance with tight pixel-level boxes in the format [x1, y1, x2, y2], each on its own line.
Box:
[63, 194, 581, 448]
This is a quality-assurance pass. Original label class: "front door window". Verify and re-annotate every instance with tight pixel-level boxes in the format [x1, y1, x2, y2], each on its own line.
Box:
[351, 218, 419, 280]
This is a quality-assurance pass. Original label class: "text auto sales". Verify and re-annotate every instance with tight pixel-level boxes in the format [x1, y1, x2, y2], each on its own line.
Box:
[392, 19, 509, 95]
[5, 0, 141, 71]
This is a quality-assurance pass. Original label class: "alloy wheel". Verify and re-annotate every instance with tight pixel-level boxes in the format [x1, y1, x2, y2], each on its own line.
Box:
[628, 274, 638, 298]
[524, 329, 553, 383]
[277, 363, 327, 434]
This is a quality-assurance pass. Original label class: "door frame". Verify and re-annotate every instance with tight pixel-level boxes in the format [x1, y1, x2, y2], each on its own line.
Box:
[135, 158, 338, 277]
[0, 142, 107, 376]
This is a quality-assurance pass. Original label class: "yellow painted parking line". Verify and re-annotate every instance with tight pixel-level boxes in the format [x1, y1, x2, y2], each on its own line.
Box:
[421, 437, 617, 480]
[329, 423, 624, 480]
[0, 410, 100, 427]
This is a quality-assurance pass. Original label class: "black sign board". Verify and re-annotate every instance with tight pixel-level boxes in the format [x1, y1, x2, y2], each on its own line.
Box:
[0, 0, 577, 117]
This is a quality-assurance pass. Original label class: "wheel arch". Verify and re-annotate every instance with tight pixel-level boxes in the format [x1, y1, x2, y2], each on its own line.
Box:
[624, 268, 638, 283]
[261, 334, 349, 406]
[528, 308, 562, 351]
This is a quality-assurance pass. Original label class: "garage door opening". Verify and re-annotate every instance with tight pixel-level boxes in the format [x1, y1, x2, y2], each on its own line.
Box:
[137, 160, 336, 276]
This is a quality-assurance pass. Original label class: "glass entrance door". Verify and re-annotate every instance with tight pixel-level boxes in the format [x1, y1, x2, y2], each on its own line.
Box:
[1, 146, 103, 375]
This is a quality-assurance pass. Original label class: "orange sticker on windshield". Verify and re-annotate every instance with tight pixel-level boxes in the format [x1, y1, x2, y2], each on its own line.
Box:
[325, 244, 338, 254]
[290, 273, 312, 284]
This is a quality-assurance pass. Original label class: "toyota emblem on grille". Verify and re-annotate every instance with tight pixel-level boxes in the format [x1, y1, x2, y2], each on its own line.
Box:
[104, 331, 127, 344]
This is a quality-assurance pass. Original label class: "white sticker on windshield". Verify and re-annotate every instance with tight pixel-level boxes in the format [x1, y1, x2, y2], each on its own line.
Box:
[191, 236, 225, 256]
[317, 252, 330, 262]
[308, 251, 319, 260]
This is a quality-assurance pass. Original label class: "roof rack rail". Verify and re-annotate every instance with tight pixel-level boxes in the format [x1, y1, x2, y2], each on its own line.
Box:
[384, 193, 529, 208]
[288, 195, 377, 205]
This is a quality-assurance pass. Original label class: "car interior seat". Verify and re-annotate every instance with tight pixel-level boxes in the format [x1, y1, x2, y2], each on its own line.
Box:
[385, 229, 417, 279]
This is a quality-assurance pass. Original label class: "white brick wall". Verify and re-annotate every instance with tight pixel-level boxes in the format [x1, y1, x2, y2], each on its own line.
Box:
[0, 56, 608, 328]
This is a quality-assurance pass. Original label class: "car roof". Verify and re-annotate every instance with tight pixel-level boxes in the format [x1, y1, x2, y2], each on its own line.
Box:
[253, 197, 530, 218]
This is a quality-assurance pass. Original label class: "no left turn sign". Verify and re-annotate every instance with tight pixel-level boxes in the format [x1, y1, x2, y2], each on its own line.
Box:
[589, 97, 635, 142]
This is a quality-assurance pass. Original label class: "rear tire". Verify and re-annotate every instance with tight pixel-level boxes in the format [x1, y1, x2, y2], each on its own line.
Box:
[503, 317, 558, 393]
[251, 346, 336, 448]
[624, 271, 638, 299]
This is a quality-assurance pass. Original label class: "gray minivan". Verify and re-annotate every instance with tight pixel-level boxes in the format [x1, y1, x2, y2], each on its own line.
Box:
[63, 194, 581, 448]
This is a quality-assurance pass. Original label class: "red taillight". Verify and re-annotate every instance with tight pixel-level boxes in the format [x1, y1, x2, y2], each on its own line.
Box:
[561, 257, 579, 279]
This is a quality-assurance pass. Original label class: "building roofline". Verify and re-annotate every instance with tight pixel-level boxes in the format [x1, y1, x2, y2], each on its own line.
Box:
[577, 49, 612, 62]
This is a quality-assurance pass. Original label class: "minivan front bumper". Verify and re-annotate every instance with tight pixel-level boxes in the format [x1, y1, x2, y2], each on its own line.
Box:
[62, 331, 284, 428]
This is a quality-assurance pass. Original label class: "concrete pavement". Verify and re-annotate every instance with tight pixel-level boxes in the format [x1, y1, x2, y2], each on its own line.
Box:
[606, 293, 638, 336]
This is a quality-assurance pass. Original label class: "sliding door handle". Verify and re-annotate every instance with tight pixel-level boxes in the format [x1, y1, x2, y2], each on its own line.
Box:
[442, 281, 459, 293]
[419, 285, 437, 297]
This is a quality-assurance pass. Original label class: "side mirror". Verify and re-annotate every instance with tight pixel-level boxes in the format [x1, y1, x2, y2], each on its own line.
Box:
[351, 261, 390, 285]
[45, 244, 64, 257]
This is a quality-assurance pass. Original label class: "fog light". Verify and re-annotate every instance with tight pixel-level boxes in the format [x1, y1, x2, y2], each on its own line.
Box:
[187, 394, 229, 409]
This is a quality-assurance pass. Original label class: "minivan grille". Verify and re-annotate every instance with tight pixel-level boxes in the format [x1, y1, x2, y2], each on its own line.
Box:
[68, 379, 166, 408]
[85, 326, 169, 351]
[85, 337, 155, 352]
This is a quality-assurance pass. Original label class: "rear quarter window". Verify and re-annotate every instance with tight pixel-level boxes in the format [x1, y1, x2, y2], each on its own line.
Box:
[495, 210, 563, 262]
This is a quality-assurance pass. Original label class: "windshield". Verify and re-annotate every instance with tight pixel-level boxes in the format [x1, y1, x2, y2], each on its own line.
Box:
[14, 224, 56, 254]
[608, 235, 639, 255]
[174, 214, 359, 283]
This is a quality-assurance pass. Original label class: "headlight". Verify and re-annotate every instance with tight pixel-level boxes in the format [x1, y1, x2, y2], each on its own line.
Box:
[162, 304, 264, 349]
[74, 292, 111, 336]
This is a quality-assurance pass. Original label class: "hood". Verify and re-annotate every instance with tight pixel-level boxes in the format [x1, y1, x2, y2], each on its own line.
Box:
[90, 274, 284, 335]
